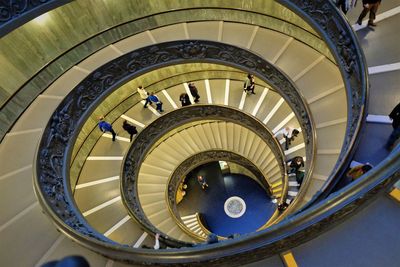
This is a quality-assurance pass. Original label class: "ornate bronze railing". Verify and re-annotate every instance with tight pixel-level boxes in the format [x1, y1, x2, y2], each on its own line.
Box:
[1, 2, 328, 141]
[69, 67, 251, 188]
[0, 0, 72, 37]
[32, 1, 370, 265]
[121, 106, 286, 246]
[168, 150, 277, 240]
[274, 0, 368, 215]
[34, 40, 314, 247]
[124, 115, 285, 243]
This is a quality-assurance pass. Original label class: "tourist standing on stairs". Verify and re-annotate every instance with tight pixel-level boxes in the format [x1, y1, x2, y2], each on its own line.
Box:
[189, 82, 200, 103]
[356, 0, 381, 27]
[137, 85, 151, 107]
[179, 93, 191, 107]
[386, 102, 400, 150]
[122, 120, 138, 142]
[98, 117, 117, 141]
[289, 156, 305, 185]
[243, 74, 256, 94]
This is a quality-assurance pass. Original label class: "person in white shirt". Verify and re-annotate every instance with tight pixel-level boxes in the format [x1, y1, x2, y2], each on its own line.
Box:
[137, 85, 148, 99]
[274, 126, 300, 150]
[153, 233, 160, 250]
[137, 85, 152, 107]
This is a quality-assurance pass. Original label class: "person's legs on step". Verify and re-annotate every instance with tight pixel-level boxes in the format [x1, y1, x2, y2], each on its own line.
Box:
[368, 3, 379, 26]
[110, 129, 116, 141]
[357, 5, 370, 25]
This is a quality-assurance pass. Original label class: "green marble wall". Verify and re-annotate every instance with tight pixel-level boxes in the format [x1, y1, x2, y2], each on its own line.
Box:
[0, 0, 327, 106]
[0, 1, 333, 140]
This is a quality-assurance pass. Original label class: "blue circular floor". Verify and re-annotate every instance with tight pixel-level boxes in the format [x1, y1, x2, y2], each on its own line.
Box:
[178, 162, 276, 237]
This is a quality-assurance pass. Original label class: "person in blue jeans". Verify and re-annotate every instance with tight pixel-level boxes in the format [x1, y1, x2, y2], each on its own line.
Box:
[144, 92, 164, 112]
[386, 102, 400, 150]
[98, 117, 117, 141]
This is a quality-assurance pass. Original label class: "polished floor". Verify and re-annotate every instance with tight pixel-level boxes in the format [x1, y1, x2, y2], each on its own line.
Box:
[178, 162, 276, 237]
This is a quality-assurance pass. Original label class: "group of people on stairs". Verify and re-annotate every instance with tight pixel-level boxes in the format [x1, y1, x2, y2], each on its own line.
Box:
[98, 117, 137, 142]
[179, 82, 200, 107]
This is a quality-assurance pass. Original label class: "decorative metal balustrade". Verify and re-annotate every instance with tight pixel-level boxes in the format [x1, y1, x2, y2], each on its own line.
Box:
[121, 108, 286, 245]
[31, 1, 377, 265]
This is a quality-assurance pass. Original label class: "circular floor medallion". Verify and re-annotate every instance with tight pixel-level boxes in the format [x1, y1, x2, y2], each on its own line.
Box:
[224, 196, 246, 218]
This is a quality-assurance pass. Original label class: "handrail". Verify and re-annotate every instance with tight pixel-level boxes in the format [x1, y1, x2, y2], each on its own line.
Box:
[0, 5, 328, 142]
[121, 105, 287, 246]
[0, 0, 72, 37]
[68, 67, 250, 188]
[34, 144, 400, 265]
[33, 0, 368, 264]
[57, 39, 313, 209]
[274, 0, 368, 214]
[165, 149, 280, 238]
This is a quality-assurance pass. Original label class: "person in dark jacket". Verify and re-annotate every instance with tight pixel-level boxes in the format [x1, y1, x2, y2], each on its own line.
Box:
[98, 117, 116, 141]
[289, 156, 304, 173]
[243, 73, 255, 94]
[289, 156, 305, 185]
[356, 0, 381, 27]
[386, 102, 400, 150]
[179, 93, 191, 107]
[188, 82, 200, 103]
[122, 120, 138, 142]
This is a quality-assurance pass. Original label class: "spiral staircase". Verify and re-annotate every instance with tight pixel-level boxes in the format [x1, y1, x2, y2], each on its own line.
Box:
[0, 1, 400, 266]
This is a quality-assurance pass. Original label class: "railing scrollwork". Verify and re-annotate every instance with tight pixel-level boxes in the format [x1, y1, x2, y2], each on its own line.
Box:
[32, 1, 373, 265]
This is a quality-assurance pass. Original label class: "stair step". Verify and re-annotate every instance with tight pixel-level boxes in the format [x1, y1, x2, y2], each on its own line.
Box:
[243, 131, 256, 157]
[183, 217, 198, 224]
[136, 173, 168, 184]
[148, 209, 170, 225]
[142, 200, 167, 214]
[138, 192, 165, 204]
[137, 183, 165, 194]
[181, 214, 197, 220]
[140, 162, 173, 175]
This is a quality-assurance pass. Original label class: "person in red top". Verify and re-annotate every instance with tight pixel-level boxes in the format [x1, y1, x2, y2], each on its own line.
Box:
[356, 0, 382, 27]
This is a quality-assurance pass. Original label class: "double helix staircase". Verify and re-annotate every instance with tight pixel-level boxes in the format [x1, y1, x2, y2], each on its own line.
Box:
[2, 1, 400, 266]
